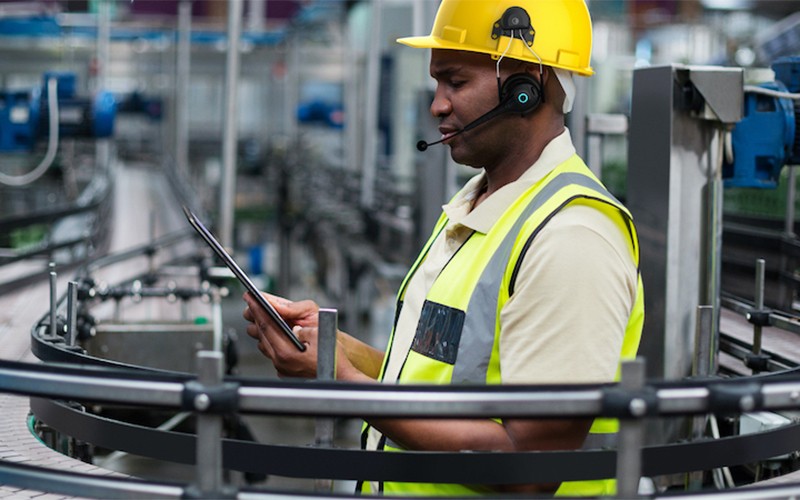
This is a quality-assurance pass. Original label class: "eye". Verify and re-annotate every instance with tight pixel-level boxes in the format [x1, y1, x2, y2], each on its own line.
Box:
[449, 79, 467, 89]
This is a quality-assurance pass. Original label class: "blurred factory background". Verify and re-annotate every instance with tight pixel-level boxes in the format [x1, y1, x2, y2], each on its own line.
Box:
[2, 0, 800, 496]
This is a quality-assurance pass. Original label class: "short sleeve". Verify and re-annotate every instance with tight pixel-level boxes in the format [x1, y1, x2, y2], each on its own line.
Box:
[499, 203, 638, 384]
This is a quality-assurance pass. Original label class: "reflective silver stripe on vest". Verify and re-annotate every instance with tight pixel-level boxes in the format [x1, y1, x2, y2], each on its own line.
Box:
[451, 172, 617, 384]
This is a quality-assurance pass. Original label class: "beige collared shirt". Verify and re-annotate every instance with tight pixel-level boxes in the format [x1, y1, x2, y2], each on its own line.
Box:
[381, 129, 637, 386]
[367, 129, 638, 456]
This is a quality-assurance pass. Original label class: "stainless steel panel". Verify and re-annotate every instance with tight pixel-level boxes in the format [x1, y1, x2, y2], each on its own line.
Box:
[627, 64, 743, 381]
[85, 322, 215, 373]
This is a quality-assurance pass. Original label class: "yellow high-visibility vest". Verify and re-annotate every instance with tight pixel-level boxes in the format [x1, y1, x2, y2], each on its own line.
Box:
[361, 155, 645, 496]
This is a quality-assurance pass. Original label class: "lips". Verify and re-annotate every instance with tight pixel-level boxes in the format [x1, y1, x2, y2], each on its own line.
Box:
[438, 127, 459, 142]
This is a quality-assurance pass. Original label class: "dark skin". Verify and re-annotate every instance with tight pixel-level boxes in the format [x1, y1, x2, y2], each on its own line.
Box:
[243, 49, 591, 494]
[429, 49, 566, 207]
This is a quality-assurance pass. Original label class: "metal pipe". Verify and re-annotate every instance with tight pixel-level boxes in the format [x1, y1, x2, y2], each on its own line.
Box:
[317, 309, 338, 382]
[66, 282, 78, 347]
[212, 289, 223, 352]
[615, 359, 646, 498]
[692, 305, 716, 378]
[0, 460, 183, 499]
[95, 0, 112, 169]
[785, 168, 796, 237]
[780, 167, 797, 309]
[412, 0, 426, 37]
[220, 0, 243, 249]
[49, 267, 58, 339]
[700, 128, 727, 364]
[95, 0, 110, 92]
[194, 351, 225, 495]
[315, 308, 338, 492]
[247, 0, 266, 32]
[148, 211, 157, 277]
[359, 0, 383, 208]
[687, 305, 714, 490]
[175, 0, 192, 182]
[705, 134, 724, 350]
[11, 357, 800, 417]
[753, 258, 766, 356]
[0, 364, 184, 406]
[238, 386, 607, 418]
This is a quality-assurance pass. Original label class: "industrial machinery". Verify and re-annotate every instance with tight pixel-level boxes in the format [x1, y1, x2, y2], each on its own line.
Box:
[724, 57, 800, 188]
[0, 72, 115, 187]
[0, 72, 115, 152]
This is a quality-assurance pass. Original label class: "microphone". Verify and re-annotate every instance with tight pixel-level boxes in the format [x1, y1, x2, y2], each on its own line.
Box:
[416, 100, 516, 152]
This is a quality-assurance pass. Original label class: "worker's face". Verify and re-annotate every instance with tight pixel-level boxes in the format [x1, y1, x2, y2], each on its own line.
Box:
[428, 49, 526, 168]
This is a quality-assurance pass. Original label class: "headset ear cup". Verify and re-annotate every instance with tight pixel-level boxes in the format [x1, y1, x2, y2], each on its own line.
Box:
[500, 73, 542, 115]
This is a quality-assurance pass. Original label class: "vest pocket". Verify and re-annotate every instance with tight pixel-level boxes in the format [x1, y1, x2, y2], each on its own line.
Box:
[410, 300, 465, 365]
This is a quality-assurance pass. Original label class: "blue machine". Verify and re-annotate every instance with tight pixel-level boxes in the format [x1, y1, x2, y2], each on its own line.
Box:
[0, 72, 116, 152]
[723, 57, 800, 188]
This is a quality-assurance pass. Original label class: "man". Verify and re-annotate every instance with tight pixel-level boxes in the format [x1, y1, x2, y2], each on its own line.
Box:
[243, 0, 644, 495]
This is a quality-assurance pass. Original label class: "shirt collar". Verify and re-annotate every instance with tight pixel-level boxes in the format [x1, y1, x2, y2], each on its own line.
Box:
[442, 128, 576, 234]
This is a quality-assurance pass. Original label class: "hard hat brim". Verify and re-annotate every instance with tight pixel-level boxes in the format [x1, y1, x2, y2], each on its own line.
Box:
[396, 35, 594, 77]
[396, 35, 450, 50]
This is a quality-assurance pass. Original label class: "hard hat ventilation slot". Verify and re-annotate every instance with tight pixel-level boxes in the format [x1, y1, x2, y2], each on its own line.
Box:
[491, 7, 535, 47]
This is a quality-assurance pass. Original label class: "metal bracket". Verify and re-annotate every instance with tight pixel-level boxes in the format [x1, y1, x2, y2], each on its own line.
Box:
[491, 7, 535, 47]
[181, 380, 239, 414]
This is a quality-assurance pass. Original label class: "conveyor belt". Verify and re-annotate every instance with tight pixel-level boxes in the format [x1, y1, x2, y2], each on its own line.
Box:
[0, 393, 127, 498]
[720, 305, 800, 374]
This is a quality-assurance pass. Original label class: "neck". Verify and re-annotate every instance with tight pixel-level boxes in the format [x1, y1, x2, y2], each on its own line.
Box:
[482, 121, 564, 198]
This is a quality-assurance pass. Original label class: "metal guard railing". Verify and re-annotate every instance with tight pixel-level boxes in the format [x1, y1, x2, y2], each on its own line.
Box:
[4, 356, 800, 498]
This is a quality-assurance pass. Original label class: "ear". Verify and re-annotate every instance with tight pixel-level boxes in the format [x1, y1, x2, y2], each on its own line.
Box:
[522, 61, 546, 85]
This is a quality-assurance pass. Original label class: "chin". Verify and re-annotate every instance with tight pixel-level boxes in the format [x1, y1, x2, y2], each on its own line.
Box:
[449, 148, 482, 169]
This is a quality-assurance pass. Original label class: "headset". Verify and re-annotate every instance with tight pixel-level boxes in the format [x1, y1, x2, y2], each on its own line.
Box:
[417, 6, 543, 152]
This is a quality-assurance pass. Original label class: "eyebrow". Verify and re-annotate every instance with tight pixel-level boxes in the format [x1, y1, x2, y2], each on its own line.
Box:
[430, 64, 464, 79]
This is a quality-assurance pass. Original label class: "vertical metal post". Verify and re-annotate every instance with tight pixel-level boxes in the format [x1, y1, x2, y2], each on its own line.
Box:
[781, 168, 797, 309]
[95, 0, 110, 90]
[785, 168, 797, 236]
[692, 305, 717, 378]
[194, 351, 224, 495]
[616, 359, 646, 499]
[247, 0, 266, 32]
[212, 289, 223, 353]
[175, 0, 192, 181]
[66, 282, 78, 347]
[703, 130, 725, 365]
[586, 133, 603, 179]
[314, 308, 338, 492]
[753, 258, 766, 357]
[687, 305, 714, 489]
[359, 0, 383, 209]
[49, 265, 58, 339]
[220, 0, 243, 250]
[148, 211, 157, 276]
[95, 0, 111, 168]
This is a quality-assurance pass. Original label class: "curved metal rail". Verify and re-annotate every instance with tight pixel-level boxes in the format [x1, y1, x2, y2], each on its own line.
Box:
[3, 358, 800, 498]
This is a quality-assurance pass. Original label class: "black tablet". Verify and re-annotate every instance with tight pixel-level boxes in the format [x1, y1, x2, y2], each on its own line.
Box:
[183, 205, 306, 351]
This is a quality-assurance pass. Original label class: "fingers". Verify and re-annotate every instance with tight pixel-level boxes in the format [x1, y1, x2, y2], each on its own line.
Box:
[243, 292, 301, 348]
[241, 292, 323, 378]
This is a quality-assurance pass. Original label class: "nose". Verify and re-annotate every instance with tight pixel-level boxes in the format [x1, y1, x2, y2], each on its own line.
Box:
[430, 86, 452, 118]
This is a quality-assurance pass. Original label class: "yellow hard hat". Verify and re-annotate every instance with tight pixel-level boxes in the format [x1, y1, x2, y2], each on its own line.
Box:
[397, 0, 594, 76]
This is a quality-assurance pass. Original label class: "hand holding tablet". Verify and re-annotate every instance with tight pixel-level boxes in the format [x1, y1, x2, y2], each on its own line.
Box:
[183, 205, 307, 352]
